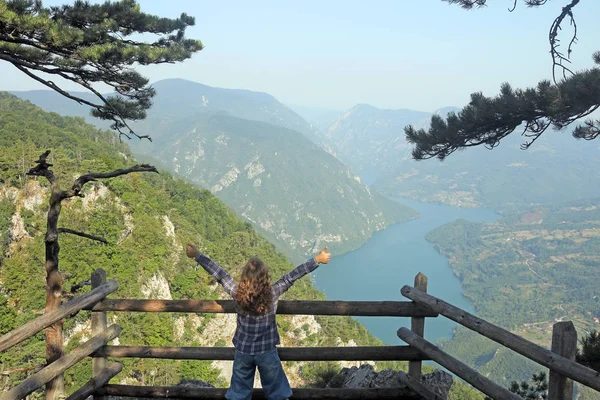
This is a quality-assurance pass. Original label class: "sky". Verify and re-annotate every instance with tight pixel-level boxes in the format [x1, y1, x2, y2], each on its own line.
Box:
[1, 0, 599, 112]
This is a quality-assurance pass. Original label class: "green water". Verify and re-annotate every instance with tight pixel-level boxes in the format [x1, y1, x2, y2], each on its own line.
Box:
[313, 197, 498, 345]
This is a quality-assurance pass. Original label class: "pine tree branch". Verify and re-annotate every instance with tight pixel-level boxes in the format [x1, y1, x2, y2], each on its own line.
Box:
[0, 33, 72, 57]
[4, 56, 106, 110]
[0, 0, 203, 139]
[0, 52, 153, 141]
[406, 68, 600, 160]
[57, 228, 107, 244]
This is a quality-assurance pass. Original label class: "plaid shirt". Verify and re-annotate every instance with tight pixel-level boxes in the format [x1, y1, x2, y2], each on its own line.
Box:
[195, 253, 320, 355]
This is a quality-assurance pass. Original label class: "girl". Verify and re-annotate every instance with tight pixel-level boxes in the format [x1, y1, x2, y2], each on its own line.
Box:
[185, 243, 331, 400]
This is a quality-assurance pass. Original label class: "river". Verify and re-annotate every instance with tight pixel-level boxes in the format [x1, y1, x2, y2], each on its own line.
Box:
[313, 197, 498, 345]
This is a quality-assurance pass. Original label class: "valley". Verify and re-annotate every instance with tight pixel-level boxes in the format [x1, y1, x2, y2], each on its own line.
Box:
[427, 200, 600, 386]
[12, 82, 417, 262]
[8, 81, 600, 398]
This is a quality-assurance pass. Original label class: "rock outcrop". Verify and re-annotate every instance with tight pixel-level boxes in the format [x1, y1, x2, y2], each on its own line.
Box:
[326, 364, 453, 399]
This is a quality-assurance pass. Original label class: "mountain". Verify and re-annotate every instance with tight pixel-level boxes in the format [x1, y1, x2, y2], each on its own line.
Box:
[13, 79, 321, 146]
[320, 104, 432, 175]
[0, 93, 480, 399]
[287, 104, 342, 132]
[0, 92, 392, 394]
[373, 127, 600, 210]
[130, 113, 416, 261]
[12, 82, 417, 262]
[318, 103, 600, 210]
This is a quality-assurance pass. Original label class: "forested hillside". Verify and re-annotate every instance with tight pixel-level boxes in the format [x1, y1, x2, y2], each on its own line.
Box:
[427, 201, 600, 393]
[13, 82, 417, 263]
[0, 93, 388, 395]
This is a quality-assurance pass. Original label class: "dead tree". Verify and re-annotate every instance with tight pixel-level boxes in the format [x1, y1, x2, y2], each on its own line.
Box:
[26, 150, 157, 400]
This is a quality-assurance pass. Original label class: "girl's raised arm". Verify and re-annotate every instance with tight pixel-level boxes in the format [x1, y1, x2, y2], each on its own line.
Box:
[272, 247, 330, 297]
[186, 243, 237, 296]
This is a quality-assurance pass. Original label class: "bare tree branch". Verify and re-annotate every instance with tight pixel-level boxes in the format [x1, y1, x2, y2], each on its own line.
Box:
[549, 0, 580, 83]
[69, 280, 91, 294]
[444, 1, 582, 83]
[58, 228, 107, 244]
[63, 164, 159, 199]
[25, 150, 56, 185]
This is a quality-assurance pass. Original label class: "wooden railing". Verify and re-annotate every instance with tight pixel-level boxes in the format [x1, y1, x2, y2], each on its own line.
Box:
[0, 270, 119, 400]
[83, 269, 439, 400]
[2, 268, 600, 400]
[399, 285, 600, 400]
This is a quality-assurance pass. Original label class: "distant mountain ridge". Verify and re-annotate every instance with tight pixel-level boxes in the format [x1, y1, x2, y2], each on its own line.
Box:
[12, 81, 416, 261]
[287, 104, 342, 133]
[128, 112, 416, 261]
[320, 104, 432, 174]
[12, 79, 321, 144]
[316, 102, 600, 210]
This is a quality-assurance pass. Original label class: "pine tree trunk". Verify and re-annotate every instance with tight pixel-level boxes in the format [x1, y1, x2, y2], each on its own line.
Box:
[25, 149, 156, 399]
[45, 191, 64, 400]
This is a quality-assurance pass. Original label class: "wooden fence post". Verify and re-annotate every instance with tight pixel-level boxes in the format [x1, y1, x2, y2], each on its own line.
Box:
[91, 269, 108, 400]
[548, 321, 577, 400]
[408, 272, 428, 381]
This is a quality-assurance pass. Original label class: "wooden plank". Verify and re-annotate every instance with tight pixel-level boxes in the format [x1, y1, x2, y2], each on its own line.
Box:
[97, 385, 420, 399]
[397, 327, 521, 400]
[96, 345, 428, 361]
[397, 370, 443, 400]
[88, 299, 437, 317]
[401, 285, 600, 392]
[1, 324, 121, 400]
[0, 280, 118, 353]
[409, 272, 428, 380]
[91, 269, 108, 400]
[548, 322, 577, 400]
[65, 362, 122, 400]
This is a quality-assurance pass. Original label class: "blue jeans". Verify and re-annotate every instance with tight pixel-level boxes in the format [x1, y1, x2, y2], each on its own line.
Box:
[225, 348, 292, 400]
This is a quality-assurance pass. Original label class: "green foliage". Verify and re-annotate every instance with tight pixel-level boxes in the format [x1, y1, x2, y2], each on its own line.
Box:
[129, 113, 417, 262]
[0, 197, 16, 258]
[298, 361, 340, 388]
[427, 205, 600, 327]
[576, 331, 600, 372]
[429, 201, 600, 384]
[407, 1, 599, 160]
[449, 380, 485, 400]
[0, 94, 413, 393]
[0, 0, 203, 138]
[485, 372, 548, 400]
[0, 292, 16, 335]
[178, 360, 226, 387]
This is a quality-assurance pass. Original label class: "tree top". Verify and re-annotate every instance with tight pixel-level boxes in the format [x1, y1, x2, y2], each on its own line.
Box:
[0, 0, 204, 140]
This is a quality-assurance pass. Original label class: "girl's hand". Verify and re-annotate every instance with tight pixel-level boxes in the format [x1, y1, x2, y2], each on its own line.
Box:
[186, 243, 201, 259]
[315, 246, 331, 264]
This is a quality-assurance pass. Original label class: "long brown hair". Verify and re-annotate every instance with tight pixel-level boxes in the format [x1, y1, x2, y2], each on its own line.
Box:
[234, 257, 273, 315]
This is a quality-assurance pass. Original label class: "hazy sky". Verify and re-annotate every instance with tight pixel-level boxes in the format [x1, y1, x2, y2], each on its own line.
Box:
[1, 0, 598, 112]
